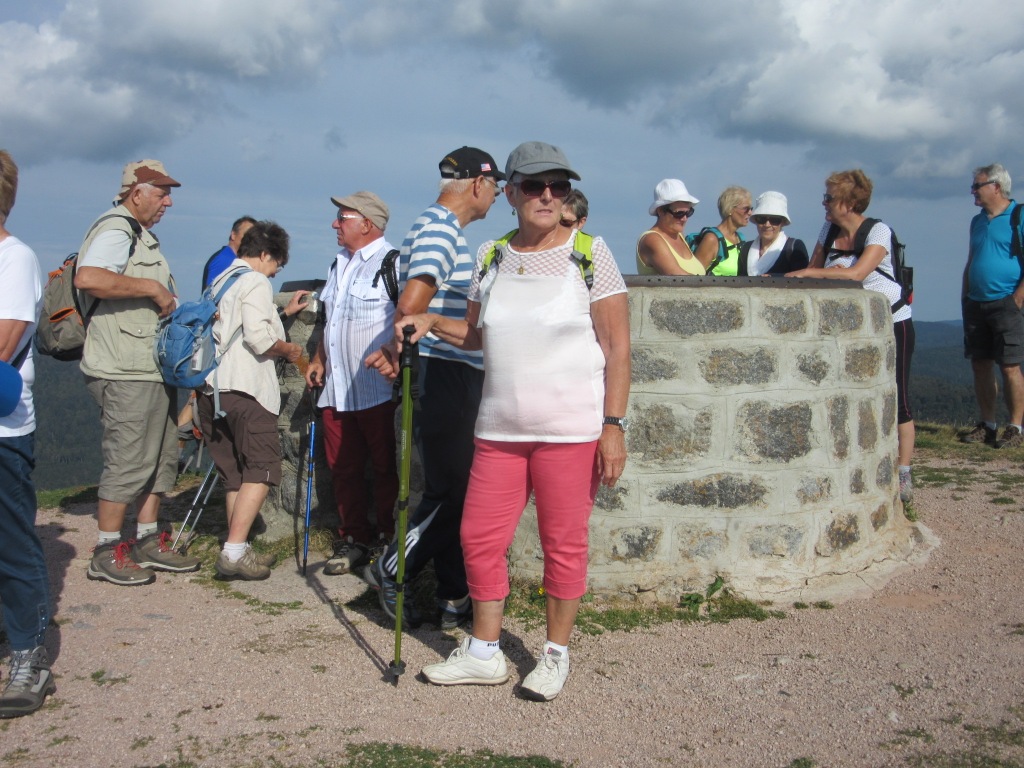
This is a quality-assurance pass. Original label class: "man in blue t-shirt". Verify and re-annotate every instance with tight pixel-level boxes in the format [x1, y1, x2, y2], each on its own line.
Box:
[961, 163, 1024, 448]
[201, 215, 256, 289]
[364, 146, 504, 629]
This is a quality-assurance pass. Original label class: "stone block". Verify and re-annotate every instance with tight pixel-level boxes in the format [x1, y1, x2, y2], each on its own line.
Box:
[760, 302, 808, 335]
[885, 337, 896, 372]
[870, 295, 891, 333]
[828, 396, 850, 459]
[881, 391, 896, 436]
[845, 345, 881, 381]
[594, 483, 630, 513]
[747, 524, 804, 558]
[631, 346, 681, 384]
[699, 347, 778, 386]
[870, 504, 889, 531]
[818, 298, 864, 336]
[649, 298, 744, 337]
[850, 468, 865, 495]
[629, 402, 714, 466]
[737, 401, 813, 463]
[797, 475, 832, 505]
[796, 351, 830, 385]
[857, 400, 877, 450]
[657, 473, 768, 510]
[608, 525, 663, 563]
[876, 456, 893, 489]
[821, 513, 861, 554]
[674, 524, 728, 561]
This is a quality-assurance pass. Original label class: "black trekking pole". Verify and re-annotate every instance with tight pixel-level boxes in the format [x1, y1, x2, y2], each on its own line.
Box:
[302, 385, 321, 576]
[389, 325, 418, 684]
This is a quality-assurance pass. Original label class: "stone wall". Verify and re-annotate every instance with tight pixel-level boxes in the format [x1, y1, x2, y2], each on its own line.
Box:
[267, 277, 935, 604]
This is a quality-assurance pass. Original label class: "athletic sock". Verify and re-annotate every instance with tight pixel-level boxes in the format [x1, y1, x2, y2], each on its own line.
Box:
[223, 542, 247, 562]
[985, 421, 998, 431]
[136, 522, 158, 539]
[898, 465, 911, 477]
[468, 636, 501, 661]
[543, 640, 569, 660]
[97, 531, 121, 547]
[1010, 424, 1023, 434]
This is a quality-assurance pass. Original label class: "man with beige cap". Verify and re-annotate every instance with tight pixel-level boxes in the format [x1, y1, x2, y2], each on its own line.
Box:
[305, 191, 399, 576]
[74, 159, 200, 586]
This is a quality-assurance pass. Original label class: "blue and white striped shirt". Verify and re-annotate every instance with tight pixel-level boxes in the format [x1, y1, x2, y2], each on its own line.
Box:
[399, 204, 483, 369]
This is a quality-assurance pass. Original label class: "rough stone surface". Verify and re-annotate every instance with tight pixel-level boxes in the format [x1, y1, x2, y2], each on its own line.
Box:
[845, 345, 882, 381]
[630, 403, 713, 465]
[649, 298, 744, 337]
[871, 504, 889, 531]
[631, 347, 680, 383]
[737, 401, 813, 462]
[699, 348, 777, 385]
[609, 525, 663, 562]
[828, 396, 850, 460]
[818, 298, 863, 335]
[797, 475, 832, 505]
[826, 514, 861, 552]
[796, 351, 829, 384]
[657, 474, 769, 510]
[748, 525, 804, 558]
[858, 400, 878, 450]
[850, 468, 866, 495]
[760, 302, 807, 335]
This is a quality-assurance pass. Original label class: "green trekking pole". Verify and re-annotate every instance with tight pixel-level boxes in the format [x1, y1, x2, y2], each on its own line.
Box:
[389, 325, 417, 684]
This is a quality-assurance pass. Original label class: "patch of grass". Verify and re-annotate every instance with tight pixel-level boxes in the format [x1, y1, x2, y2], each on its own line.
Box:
[344, 743, 567, 767]
[903, 502, 919, 522]
[893, 683, 916, 699]
[1, 747, 31, 763]
[813, 601, 834, 610]
[255, 712, 281, 722]
[46, 735, 78, 748]
[311, 664, 327, 673]
[989, 496, 1016, 505]
[897, 728, 934, 744]
[36, 485, 99, 509]
[787, 759, 816, 768]
[914, 465, 979, 490]
[793, 601, 809, 609]
[90, 669, 129, 686]
[130, 736, 155, 751]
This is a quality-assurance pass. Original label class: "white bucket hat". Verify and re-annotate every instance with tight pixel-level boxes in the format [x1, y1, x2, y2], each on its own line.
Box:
[649, 179, 699, 215]
[751, 191, 791, 225]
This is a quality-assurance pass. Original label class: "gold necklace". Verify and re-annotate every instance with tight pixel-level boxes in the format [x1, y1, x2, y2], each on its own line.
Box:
[512, 229, 559, 274]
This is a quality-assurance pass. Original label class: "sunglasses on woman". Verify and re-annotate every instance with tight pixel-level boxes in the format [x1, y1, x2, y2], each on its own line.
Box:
[517, 179, 572, 198]
[664, 207, 695, 219]
[753, 216, 786, 226]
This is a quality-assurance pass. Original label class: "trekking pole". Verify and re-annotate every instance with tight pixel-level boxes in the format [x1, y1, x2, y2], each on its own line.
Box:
[302, 385, 321, 576]
[172, 462, 218, 552]
[390, 325, 418, 684]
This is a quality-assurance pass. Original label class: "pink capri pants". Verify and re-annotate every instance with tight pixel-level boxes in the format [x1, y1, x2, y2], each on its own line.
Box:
[461, 438, 600, 602]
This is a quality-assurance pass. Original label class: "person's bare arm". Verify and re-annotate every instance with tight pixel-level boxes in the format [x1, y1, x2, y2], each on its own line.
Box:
[591, 292, 630, 487]
[0, 319, 30, 362]
[75, 266, 176, 316]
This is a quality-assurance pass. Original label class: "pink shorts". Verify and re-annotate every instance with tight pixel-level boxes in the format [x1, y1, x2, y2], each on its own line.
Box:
[461, 438, 599, 601]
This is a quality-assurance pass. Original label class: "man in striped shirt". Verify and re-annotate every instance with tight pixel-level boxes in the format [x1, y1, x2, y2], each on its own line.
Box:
[365, 147, 504, 628]
[306, 191, 398, 575]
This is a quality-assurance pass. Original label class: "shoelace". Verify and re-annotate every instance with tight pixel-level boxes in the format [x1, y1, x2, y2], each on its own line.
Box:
[8, 649, 43, 686]
[156, 531, 175, 553]
[112, 541, 142, 571]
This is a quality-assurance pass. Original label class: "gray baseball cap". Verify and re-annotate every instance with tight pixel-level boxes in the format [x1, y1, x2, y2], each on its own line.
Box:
[504, 141, 581, 181]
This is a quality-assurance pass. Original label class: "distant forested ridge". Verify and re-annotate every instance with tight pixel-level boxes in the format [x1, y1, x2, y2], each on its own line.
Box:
[27, 320, 983, 490]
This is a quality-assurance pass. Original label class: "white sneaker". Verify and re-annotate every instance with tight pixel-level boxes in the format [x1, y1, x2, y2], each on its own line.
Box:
[421, 637, 511, 686]
[520, 645, 569, 701]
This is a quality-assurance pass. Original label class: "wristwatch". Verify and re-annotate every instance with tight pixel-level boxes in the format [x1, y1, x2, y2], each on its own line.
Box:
[603, 416, 629, 433]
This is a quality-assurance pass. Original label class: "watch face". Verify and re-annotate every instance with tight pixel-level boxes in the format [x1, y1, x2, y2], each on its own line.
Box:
[620, 417, 630, 432]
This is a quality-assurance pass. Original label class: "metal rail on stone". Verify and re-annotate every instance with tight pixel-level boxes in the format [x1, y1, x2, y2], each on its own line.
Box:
[624, 275, 863, 289]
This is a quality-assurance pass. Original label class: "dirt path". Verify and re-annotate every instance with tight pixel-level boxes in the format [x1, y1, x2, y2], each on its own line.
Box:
[4, 452, 1024, 767]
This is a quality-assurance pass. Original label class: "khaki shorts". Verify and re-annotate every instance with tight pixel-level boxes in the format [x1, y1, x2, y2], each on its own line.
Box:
[84, 377, 178, 505]
[196, 391, 282, 491]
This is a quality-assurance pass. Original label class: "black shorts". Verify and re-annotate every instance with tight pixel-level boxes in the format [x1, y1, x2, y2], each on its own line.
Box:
[963, 296, 1024, 366]
[197, 391, 282, 491]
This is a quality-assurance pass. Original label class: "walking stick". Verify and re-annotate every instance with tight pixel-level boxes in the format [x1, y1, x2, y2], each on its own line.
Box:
[172, 462, 218, 552]
[390, 325, 418, 684]
[302, 385, 321, 576]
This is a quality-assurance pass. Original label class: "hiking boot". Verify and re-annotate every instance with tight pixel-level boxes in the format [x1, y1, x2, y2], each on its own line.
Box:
[87, 541, 156, 586]
[437, 596, 472, 630]
[421, 637, 511, 686]
[899, 471, 913, 504]
[520, 645, 570, 701]
[130, 531, 201, 573]
[362, 556, 422, 628]
[251, 549, 276, 568]
[0, 646, 56, 718]
[323, 537, 369, 576]
[215, 548, 271, 581]
[960, 422, 997, 445]
[998, 426, 1024, 449]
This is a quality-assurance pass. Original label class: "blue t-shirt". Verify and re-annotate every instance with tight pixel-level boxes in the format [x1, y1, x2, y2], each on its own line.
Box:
[202, 245, 235, 290]
[399, 204, 483, 369]
[968, 201, 1023, 302]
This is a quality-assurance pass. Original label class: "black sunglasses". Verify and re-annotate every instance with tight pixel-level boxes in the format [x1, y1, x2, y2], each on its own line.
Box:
[664, 207, 695, 219]
[753, 215, 786, 226]
[517, 179, 572, 198]
[971, 180, 997, 193]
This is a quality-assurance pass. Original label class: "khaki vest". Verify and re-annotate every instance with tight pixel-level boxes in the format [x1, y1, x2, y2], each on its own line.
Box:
[78, 204, 174, 381]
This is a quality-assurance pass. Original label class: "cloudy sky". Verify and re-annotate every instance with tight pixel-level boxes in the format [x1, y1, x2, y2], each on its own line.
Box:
[3, 0, 1022, 322]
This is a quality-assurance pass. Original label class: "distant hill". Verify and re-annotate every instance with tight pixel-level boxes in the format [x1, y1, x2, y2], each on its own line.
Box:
[26, 319, 987, 490]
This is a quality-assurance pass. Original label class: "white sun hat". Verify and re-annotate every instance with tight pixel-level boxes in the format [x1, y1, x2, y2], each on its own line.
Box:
[649, 179, 699, 215]
[751, 191, 791, 225]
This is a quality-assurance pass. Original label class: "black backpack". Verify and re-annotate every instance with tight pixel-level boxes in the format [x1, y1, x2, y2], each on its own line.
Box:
[823, 218, 912, 313]
[1010, 203, 1024, 264]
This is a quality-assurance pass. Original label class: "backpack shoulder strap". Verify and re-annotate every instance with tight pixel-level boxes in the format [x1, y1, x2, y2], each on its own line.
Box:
[570, 231, 595, 290]
[1011, 203, 1023, 265]
[703, 227, 729, 272]
[479, 229, 519, 280]
[211, 266, 252, 305]
[371, 248, 401, 307]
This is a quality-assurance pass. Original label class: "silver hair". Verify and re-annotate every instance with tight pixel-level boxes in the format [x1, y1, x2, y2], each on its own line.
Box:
[974, 163, 1012, 196]
[438, 178, 473, 195]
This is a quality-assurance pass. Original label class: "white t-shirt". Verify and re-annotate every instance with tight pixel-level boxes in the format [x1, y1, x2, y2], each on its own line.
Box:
[817, 221, 911, 323]
[0, 235, 44, 436]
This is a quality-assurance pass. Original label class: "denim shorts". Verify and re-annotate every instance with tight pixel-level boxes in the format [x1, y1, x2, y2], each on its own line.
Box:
[963, 296, 1024, 366]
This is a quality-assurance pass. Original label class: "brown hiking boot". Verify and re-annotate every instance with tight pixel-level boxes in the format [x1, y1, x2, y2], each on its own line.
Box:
[130, 531, 201, 573]
[997, 426, 1024, 449]
[215, 548, 271, 580]
[87, 541, 156, 586]
[960, 422, 997, 445]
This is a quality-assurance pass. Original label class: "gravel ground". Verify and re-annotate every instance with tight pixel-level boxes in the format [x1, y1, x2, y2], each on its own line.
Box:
[4, 452, 1024, 768]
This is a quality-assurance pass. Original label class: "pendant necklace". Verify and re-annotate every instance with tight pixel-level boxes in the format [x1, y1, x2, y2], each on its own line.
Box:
[514, 229, 558, 275]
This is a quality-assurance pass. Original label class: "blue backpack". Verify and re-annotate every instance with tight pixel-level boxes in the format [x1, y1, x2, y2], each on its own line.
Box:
[154, 266, 249, 412]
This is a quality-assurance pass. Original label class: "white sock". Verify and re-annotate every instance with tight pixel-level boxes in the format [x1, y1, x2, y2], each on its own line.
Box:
[136, 522, 158, 539]
[1010, 424, 1022, 433]
[985, 421, 998, 431]
[543, 640, 569, 659]
[898, 465, 911, 477]
[223, 542, 247, 562]
[468, 636, 501, 660]
[97, 531, 121, 547]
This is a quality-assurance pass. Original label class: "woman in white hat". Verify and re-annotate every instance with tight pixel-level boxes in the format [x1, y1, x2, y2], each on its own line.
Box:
[738, 191, 809, 276]
[636, 179, 705, 275]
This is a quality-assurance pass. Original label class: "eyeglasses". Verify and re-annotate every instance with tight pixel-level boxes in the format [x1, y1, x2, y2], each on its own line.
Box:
[481, 176, 502, 197]
[753, 215, 786, 226]
[559, 217, 578, 228]
[971, 180, 998, 193]
[664, 207, 695, 220]
[735, 206, 752, 214]
[336, 213, 365, 223]
[516, 179, 572, 198]
[822, 194, 836, 204]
